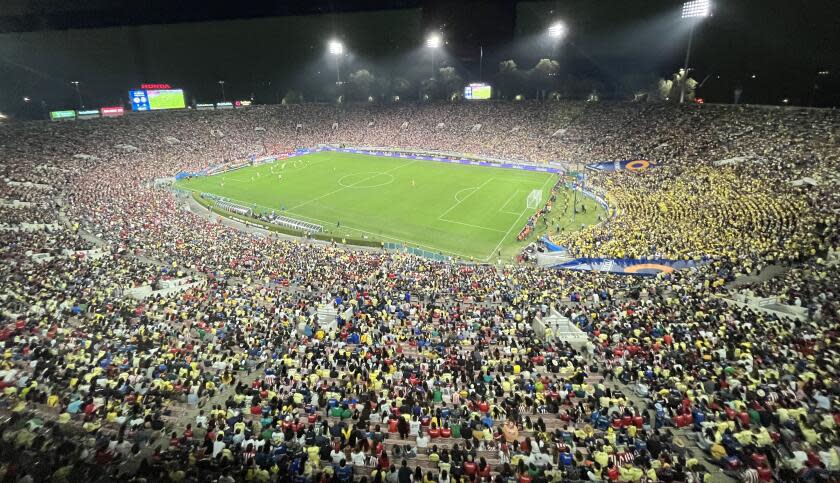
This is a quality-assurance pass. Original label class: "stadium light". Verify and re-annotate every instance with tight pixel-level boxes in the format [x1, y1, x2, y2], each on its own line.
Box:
[426, 33, 443, 79]
[679, 0, 711, 104]
[328, 40, 344, 55]
[70, 81, 84, 109]
[328, 40, 345, 84]
[218, 80, 226, 102]
[426, 33, 442, 49]
[546, 21, 568, 63]
[23, 96, 31, 102]
[682, 0, 711, 18]
[547, 22, 567, 39]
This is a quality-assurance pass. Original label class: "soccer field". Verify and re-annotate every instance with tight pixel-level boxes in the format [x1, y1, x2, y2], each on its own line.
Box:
[176, 151, 604, 261]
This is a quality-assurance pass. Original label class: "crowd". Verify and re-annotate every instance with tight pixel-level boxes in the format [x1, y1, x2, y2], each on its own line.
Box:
[0, 100, 837, 483]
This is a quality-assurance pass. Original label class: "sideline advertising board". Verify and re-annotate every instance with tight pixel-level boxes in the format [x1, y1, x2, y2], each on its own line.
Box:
[50, 110, 76, 121]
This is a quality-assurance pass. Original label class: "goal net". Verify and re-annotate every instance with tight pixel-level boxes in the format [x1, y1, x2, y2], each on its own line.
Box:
[526, 189, 543, 210]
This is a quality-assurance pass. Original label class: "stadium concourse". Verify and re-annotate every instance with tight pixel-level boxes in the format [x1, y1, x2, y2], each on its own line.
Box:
[0, 100, 838, 483]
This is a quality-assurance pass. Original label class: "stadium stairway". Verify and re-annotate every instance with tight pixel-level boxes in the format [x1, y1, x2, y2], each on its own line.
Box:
[317, 304, 340, 331]
[542, 310, 588, 346]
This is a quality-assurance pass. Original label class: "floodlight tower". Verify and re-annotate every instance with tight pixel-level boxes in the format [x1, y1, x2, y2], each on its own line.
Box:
[328, 40, 345, 84]
[218, 80, 226, 102]
[70, 81, 84, 109]
[426, 33, 442, 78]
[547, 22, 567, 40]
[547, 21, 568, 61]
[680, 0, 711, 104]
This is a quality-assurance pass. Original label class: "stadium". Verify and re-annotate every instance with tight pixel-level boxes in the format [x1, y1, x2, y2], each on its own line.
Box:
[0, 1, 839, 483]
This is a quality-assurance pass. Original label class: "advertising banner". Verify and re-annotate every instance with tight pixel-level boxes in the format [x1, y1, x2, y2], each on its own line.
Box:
[129, 90, 150, 111]
[100, 106, 125, 117]
[50, 110, 76, 121]
[586, 159, 655, 172]
[552, 257, 700, 276]
[77, 110, 100, 119]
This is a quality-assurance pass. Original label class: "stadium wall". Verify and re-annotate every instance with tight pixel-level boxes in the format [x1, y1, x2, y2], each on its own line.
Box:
[320, 145, 568, 173]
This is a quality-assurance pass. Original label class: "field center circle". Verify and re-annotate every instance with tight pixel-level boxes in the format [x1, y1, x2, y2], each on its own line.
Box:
[338, 172, 395, 189]
[454, 186, 478, 202]
[282, 159, 308, 171]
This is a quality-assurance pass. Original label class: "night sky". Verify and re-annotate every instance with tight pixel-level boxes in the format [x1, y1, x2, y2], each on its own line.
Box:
[1, 0, 837, 118]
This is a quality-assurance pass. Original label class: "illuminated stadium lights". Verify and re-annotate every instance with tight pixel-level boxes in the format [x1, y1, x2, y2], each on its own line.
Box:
[679, 0, 711, 104]
[547, 21, 568, 39]
[546, 22, 568, 63]
[426, 33, 443, 79]
[70, 80, 84, 109]
[426, 33, 442, 49]
[682, 0, 711, 18]
[328, 40, 344, 55]
[328, 40, 345, 85]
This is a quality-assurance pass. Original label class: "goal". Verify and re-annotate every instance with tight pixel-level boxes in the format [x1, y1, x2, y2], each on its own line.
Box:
[526, 189, 543, 210]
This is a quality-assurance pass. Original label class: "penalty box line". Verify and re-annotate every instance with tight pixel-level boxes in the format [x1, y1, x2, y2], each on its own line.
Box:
[483, 173, 556, 262]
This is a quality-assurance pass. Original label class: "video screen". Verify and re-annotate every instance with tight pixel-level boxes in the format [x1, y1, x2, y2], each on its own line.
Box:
[130, 89, 186, 111]
[465, 83, 492, 100]
[147, 89, 186, 110]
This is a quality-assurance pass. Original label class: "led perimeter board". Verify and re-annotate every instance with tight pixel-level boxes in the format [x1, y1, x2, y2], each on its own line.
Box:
[50, 110, 76, 121]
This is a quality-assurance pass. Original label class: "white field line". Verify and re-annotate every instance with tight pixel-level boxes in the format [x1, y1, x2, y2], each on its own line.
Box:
[218, 175, 249, 183]
[188, 190, 471, 257]
[454, 186, 478, 203]
[181, 163, 480, 258]
[483, 174, 556, 262]
[281, 210, 474, 259]
[287, 159, 418, 211]
[437, 218, 506, 233]
[437, 177, 494, 221]
[498, 189, 525, 215]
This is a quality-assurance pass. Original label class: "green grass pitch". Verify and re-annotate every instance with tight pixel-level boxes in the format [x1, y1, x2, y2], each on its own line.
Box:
[175, 151, 605, 261]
